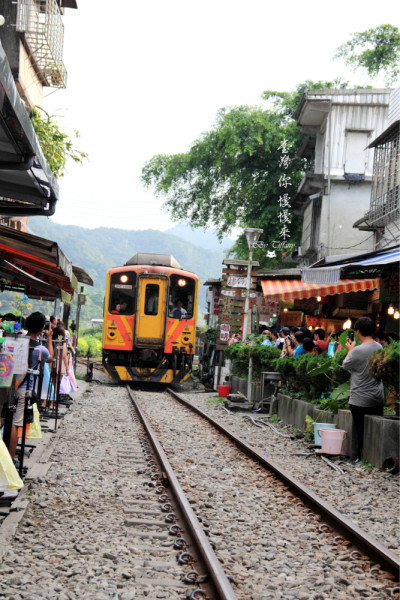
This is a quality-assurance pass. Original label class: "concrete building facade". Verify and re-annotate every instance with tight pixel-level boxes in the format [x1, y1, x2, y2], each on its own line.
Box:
[293, 89, 392, 265]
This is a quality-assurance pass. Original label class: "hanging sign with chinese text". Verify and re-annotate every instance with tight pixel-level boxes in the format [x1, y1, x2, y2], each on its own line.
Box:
[220, 323, 230, 342]
[227, 275, 247, 288]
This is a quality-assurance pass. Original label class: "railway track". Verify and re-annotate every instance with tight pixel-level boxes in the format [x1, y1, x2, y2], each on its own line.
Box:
[128, 386, 400, 600]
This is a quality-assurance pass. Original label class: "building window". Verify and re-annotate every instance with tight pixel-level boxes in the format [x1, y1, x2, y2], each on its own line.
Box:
[344, 131, 370, 174]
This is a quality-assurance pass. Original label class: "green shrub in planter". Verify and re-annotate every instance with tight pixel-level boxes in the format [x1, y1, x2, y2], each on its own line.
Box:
[250, 344, 281, 379]
[224, 341, 281, 380]
[275, 355, 297, 390]
[368, 340, 400, 396]
[329, 348, 351, 387]
[295, 353, 331, 400]
[224, 341, 251, 378]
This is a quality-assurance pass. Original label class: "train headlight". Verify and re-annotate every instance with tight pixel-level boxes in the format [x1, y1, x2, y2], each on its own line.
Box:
[177, 279, 186, 287]
[120, 274, 128, 283]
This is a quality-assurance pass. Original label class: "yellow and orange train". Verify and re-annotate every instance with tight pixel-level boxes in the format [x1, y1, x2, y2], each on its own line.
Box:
[102, 253, 198, 384]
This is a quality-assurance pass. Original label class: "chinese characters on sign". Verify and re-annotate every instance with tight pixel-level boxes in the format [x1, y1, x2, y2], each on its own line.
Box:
[220, 323, 230, 342]
[212, 288, 220, 315]
[277, 139, 292, 242]
[220, 296, 234, 324]
[227, 275, 247, 288]
[261, 138, 296, 254]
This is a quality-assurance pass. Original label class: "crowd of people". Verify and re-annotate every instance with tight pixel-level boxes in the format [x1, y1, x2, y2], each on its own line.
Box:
[228, 318, 398, 465]
[229, 324, 341, 357]
[229, 323, 398, 360]
[0, 311, 77, 471]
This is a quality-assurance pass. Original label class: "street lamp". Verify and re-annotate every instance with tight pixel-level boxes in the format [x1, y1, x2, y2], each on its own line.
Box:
[242, 227, 263, 405]
[242, 228, 263, 340]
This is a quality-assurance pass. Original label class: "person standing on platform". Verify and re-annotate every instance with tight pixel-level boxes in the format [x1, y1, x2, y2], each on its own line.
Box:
[343, 317, 384, 465]
[10, 312, 54, 459]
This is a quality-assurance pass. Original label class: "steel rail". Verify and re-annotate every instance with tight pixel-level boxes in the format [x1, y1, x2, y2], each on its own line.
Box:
[167, 387, 400, 579]
[127, 386, 239, 600]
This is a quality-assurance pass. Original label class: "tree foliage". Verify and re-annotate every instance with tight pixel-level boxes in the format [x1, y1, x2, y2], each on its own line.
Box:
[334, 24, 400, 85]
[142, 79, 348, 267]
[31, 108, 88, 179]
[142, 107, 305, 267]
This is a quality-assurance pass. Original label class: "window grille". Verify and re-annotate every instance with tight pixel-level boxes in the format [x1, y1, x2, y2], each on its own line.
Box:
[16, 0, 67, 88]
[369, 124, 400, 227]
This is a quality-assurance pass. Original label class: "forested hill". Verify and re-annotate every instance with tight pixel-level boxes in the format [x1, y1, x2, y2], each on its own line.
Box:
[28, 217, 230, 323]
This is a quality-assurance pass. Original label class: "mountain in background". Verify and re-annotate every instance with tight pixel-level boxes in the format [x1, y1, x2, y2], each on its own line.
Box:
[165, 224, 235, 252]
[27, 217, 228, 324]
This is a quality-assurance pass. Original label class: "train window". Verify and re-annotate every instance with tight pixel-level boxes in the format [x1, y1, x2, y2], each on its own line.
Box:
[109, 272, 136, 314]
[169, 275, 195, 319]
[144, 284, 159, 315]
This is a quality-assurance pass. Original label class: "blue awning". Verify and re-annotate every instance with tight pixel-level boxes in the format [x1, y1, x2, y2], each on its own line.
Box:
[349, 248, 400, 267]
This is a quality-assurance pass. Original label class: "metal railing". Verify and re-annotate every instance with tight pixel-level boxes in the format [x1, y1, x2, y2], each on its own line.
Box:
[368, 126, 400, 227]
[16, 0, 67, 88]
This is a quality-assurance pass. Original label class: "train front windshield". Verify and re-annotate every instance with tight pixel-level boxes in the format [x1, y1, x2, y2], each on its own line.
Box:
[169, 274, 195, 319]
[109, 272, 136, 314]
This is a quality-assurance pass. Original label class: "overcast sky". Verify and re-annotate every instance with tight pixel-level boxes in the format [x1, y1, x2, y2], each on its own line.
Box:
[43, 0, 399, 234]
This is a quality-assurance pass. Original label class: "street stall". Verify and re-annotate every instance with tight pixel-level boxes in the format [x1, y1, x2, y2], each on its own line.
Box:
[0, 226, 93, 495]
[261, 276, 381, 333]
[301, 245, 400, 332]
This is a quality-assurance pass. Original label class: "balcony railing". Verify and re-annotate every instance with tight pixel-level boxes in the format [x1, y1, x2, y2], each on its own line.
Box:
[368, 126, 400, 227]
[16, 0, 67, 88]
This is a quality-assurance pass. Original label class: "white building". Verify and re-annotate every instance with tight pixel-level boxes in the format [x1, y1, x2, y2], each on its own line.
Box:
[293, 88, 392, 265]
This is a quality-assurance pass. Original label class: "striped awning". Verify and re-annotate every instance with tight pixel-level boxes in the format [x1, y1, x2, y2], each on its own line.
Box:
[261, 278, 380, 302]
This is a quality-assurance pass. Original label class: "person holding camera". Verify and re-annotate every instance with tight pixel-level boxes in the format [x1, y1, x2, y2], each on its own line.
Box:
[342, 317, 384, 465]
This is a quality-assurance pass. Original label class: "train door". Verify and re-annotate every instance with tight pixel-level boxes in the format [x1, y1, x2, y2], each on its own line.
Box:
[135, 275, 168, 347]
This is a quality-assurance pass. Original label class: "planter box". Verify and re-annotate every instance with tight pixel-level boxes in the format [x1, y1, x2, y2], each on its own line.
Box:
[337, 409, 357, 458]
[229, 378, 397, 467]
[277, 393, 358, 456]
[277, 393, 337, 432]
[363, 415, 400, 469]
[231, 375, 261, 403]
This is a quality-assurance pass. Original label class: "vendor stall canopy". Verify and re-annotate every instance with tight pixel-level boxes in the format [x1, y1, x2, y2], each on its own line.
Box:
[0, 225, 93, 301]
[261, 278, 380, 302]
[0, 41, 59, 216]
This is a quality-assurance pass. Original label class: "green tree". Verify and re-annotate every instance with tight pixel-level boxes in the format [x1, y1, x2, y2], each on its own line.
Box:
[77, 337, 88, 356]
[142, 105, 304, 267]
[141, 79, 347, 267]
[31, 108, 88, 179]
[334, 24, 400, 85]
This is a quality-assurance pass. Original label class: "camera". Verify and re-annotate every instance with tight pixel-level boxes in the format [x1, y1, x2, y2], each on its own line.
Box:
[347, 331, 354, 341]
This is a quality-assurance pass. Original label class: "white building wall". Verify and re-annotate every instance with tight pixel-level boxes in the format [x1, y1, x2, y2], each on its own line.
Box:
[298, 89, 393, 261]
[322, 100, 389, 178]
[319, 181, 376, 257]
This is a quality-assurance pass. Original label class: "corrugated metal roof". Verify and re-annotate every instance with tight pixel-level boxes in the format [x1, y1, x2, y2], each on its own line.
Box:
[301, 246, 400, 283]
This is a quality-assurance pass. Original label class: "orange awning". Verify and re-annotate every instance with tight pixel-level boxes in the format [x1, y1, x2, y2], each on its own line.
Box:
[261, 278, 380, 302]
